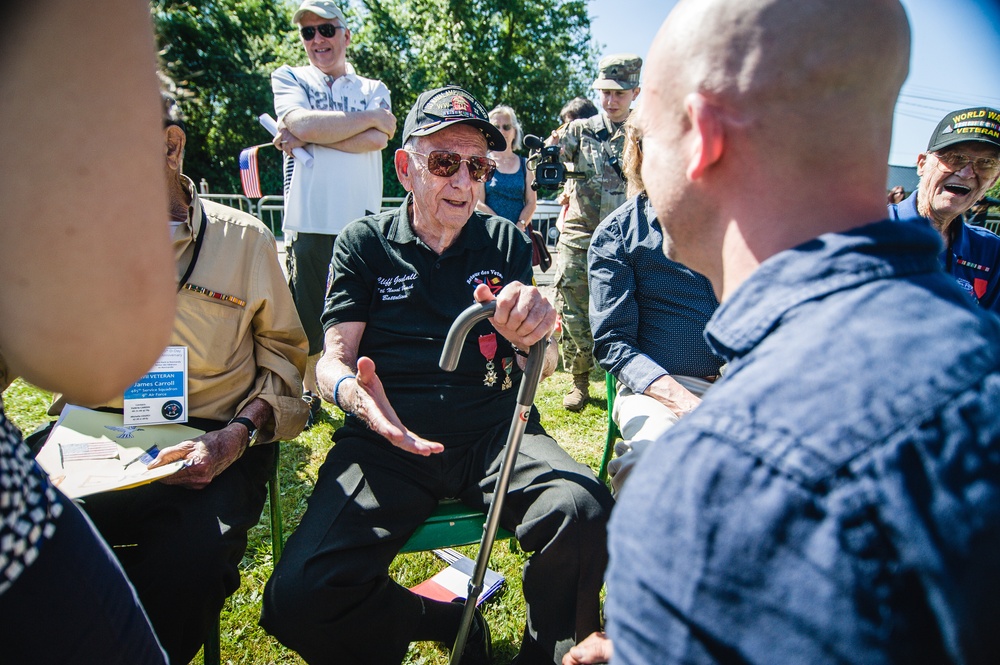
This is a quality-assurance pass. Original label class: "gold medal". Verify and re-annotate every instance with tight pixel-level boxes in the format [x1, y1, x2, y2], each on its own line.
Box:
[501, 357, 513, 390]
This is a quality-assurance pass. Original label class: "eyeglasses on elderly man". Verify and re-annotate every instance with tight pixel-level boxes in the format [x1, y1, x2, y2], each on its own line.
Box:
[931, 151, 1000, 178]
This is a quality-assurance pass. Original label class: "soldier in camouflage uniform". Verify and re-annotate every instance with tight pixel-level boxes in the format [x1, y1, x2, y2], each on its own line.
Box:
[556, 54, 642, 410]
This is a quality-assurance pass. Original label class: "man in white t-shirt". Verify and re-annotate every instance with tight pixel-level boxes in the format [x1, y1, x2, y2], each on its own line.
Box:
[272, 0, 396, 424]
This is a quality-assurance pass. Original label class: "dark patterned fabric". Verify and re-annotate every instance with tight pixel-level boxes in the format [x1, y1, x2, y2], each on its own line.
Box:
[0, 409, 61, 595]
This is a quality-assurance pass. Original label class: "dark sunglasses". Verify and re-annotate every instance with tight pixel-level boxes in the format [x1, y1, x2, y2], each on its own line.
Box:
[493, 122, 512, 131]
[300, 23, 343, 40]
[409, 150, 497, 183]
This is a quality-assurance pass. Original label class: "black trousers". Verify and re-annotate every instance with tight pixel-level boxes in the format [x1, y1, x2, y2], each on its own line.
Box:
[261, 424, 614, 665]
[286, 232, 336, 356]
[0, 491, 168, 664]
[82, 441, 274, 664]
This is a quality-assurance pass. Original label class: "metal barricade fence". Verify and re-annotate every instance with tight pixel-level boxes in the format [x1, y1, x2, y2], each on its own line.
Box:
[256, 195, 286, 237]
[533, 200, 562, 247]
[982, 213, 1000, 235]
[206, 194, 562, 244]
[200, 193, 254, 214]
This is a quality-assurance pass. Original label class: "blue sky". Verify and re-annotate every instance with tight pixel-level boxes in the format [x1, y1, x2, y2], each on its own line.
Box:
[587, 0, 1000, 166]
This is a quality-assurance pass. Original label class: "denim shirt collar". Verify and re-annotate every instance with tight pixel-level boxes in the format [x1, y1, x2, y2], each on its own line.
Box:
[706, 219, 943, 360]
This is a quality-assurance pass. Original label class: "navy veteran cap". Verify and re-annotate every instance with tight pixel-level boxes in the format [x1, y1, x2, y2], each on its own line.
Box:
[592, 54, 643, 90]
[402, 86, 506, 150]
[927, 107, 1000, 152]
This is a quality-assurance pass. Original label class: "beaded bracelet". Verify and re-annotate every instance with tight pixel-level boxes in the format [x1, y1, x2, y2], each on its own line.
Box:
[333, 374, 356, 412]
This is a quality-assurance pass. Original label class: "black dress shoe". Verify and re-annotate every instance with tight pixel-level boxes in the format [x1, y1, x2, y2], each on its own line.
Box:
[508, 631, 556, 665]
[454, 601, 492, 665]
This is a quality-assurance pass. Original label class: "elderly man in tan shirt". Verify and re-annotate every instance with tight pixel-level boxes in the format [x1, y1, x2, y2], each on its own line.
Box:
[44, 91, 309, 664]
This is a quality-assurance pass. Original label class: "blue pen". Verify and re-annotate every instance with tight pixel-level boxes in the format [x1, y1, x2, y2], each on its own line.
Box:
[122, 445, 160, 470]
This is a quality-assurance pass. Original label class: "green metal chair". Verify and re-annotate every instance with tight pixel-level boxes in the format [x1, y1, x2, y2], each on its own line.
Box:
[405, 372, 619, 555]
[203, 443, 283, 665]
[599, 372, 622, 484]
[400, 499, 514, 554]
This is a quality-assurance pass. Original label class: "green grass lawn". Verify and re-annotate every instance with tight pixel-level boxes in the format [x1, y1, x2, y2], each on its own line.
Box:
[2, 367, 612, 665]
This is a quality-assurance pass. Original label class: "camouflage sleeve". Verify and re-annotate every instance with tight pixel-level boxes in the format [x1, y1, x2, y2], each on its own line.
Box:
[559, 119, 584, 165]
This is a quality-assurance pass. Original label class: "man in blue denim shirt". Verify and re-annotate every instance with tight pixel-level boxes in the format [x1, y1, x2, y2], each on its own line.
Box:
[564, 0, 1000, 664]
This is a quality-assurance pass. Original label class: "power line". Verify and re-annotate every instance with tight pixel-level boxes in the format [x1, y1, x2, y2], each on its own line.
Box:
[899, 84, 1000, 108]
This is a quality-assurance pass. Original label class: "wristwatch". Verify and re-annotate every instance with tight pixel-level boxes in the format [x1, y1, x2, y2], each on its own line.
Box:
[229, 416, 258, 447]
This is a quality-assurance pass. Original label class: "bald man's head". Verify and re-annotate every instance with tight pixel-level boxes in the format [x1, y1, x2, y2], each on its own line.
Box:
[652, 0, 908, 111]
[638, 0, 910, 295]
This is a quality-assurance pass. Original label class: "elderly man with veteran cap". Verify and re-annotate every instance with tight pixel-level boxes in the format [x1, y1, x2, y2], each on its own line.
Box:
[554, 54, 641, 412]
[271, 0, 395, 426]
[261, 85, 614, 665]
[889, 107, 1000, 311]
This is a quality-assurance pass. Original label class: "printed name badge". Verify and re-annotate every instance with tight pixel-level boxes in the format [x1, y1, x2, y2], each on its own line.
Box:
[123, 346, 189, 425]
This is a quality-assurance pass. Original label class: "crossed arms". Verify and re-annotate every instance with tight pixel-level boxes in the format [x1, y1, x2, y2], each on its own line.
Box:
[274, 107, 396, 156]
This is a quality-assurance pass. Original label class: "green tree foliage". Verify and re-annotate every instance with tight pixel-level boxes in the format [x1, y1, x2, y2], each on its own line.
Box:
[153, 0, 303, 195]
[348, 0, 598, 197]
[152, 0, 596, 198]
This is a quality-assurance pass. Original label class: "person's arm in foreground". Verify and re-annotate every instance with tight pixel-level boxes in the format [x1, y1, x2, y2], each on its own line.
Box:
[0, 0, 175, 404]
[317, 321, 445, 456]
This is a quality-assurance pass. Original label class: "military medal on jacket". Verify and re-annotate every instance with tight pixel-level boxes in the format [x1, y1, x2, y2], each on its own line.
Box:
[479, 333, 498, 387]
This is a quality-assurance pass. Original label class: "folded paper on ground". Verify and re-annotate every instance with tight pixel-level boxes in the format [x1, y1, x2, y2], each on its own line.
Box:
[35, 405, 198, 498]
[409, 548, 505, 606]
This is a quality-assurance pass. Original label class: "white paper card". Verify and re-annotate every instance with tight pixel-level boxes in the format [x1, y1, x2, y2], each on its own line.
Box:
[123, 345, 189, 425]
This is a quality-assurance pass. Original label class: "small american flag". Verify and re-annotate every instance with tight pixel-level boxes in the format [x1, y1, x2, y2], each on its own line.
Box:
[239, 145, 263, 198]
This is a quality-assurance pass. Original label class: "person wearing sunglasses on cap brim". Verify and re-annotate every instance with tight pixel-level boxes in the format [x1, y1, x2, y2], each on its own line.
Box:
[261, 85, 614, 665]
[889, 106, 1000, 311]
[271, 0, 396, 428]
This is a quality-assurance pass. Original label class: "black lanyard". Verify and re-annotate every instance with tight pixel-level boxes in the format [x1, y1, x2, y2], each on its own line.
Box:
[178, 207, 207, 290]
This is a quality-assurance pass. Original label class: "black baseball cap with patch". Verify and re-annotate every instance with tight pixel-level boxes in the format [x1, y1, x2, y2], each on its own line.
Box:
[402, 86, 506, 150]
[927, 106, 1000, 152]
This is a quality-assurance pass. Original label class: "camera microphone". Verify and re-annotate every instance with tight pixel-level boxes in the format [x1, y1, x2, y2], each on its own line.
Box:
[523, 134, 545, 150]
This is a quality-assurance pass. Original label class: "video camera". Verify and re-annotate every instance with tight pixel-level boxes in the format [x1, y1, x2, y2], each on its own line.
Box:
[524, 134, 584, 190]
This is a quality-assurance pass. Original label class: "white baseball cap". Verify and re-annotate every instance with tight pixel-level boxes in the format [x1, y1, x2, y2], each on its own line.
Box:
[293, 0, 347, 25]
